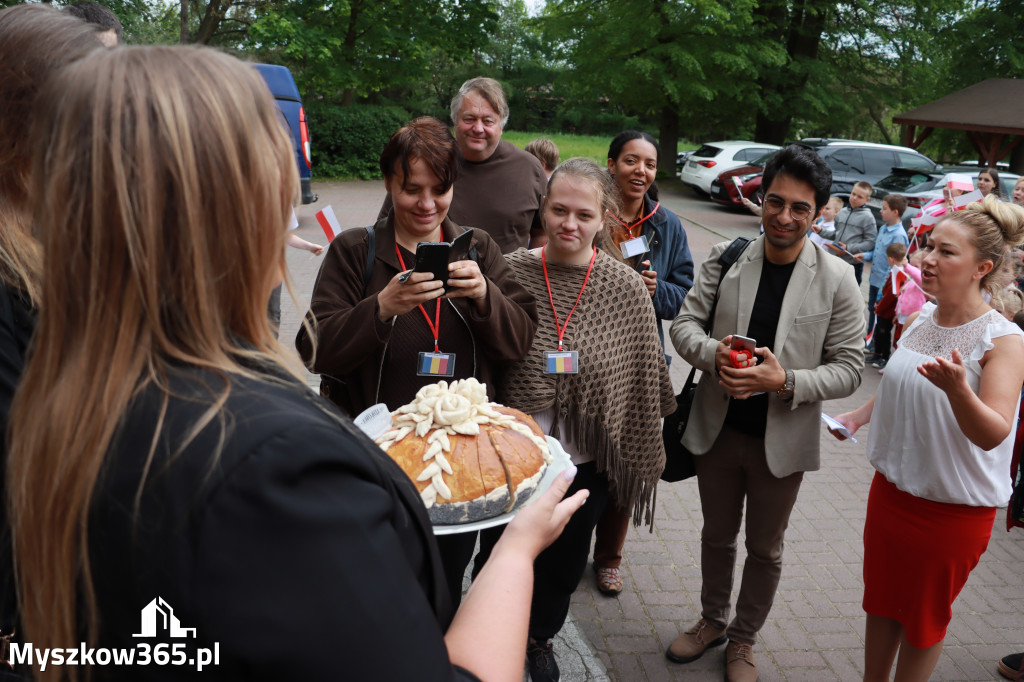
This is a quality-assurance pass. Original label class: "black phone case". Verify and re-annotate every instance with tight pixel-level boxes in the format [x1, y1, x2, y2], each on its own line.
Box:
[449, 229, 474, 263]
[414, 242, 450, 287]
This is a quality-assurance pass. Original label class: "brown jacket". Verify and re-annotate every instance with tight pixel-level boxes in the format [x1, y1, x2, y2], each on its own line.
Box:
[296, 216, 538, 416]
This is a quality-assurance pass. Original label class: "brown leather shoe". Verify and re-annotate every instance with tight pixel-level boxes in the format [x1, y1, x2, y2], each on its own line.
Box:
[725, 640, 758, 682]
[665, 619, 727, 664]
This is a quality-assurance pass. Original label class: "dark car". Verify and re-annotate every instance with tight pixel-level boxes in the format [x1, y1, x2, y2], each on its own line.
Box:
[254, 63, 317, 205]
[789, 139, 938, 196]
[709, 151, 777, 207]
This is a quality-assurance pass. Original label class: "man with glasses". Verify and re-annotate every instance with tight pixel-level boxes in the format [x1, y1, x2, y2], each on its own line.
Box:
[667, 145, 865, 682]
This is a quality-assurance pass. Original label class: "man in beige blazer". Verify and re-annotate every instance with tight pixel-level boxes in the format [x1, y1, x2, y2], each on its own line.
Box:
[666, 145, 866, 682]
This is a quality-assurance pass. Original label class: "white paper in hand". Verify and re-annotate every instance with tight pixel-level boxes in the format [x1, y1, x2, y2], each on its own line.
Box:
[354, 403, 393, 441]
[821, 413, 857, 442]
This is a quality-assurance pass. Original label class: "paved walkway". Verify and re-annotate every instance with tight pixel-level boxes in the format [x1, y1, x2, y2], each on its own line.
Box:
[282, 180, 1024, 681]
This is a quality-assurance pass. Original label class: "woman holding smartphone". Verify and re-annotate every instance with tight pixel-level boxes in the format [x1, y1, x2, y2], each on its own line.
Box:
[591, 130, 694, 594]
[297, 117, 538, 606]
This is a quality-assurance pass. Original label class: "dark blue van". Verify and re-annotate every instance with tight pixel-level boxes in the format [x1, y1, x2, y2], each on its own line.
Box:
[254, 63, 317, 204]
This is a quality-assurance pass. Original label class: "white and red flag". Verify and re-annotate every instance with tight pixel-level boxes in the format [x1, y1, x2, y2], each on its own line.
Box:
[946, 174, 974, 193]
[315, 205, 342, 242]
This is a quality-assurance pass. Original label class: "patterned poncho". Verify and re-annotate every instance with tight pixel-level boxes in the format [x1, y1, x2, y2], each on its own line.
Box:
[501, 248, 675, 527]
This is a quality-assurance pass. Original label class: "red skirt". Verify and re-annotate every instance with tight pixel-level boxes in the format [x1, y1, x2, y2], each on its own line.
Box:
[863, 471, 995, 648]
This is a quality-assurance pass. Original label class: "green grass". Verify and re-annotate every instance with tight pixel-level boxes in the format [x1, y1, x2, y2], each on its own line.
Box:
[504, 130, 698, 175]
[502, 130, 612, 166]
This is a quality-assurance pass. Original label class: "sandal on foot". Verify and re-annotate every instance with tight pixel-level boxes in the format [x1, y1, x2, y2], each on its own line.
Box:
[594, 566, 623, 595]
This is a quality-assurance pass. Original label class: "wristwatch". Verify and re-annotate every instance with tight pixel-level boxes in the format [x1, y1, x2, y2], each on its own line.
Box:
[776, 369, 795, 402]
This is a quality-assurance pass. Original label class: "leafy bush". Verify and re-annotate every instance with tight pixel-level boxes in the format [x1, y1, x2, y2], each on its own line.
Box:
[306, 102, 411, 179]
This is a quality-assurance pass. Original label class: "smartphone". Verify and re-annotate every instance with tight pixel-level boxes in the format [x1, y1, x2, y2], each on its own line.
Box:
[449, 229, 474, 263]
[730, 335, 757, 355]
[414, 242, 451, 288]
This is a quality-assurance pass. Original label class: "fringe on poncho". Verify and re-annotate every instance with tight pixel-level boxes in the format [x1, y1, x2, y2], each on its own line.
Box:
[501, 248, 675, 527]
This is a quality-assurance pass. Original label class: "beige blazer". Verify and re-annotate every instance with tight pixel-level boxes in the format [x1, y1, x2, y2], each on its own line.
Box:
[669, 236, 866, 477]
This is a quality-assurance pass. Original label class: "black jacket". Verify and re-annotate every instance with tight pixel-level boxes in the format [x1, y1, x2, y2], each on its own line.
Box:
[86, 366, 479, 680]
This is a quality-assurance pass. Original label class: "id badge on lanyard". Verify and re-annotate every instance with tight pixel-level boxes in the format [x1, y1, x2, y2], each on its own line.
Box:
[620, 234, 649, 259]
[395, 244, 457, 378]
[541, 246, 596, 376]
[417, 351, 456, 377]
[544, 350, 579, 374]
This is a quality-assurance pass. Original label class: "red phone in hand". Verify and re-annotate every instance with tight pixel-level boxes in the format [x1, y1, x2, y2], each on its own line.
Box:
[729, 335, 756, 368]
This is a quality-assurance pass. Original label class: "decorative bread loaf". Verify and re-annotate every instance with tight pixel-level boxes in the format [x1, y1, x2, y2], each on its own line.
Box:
[375, 379, 552, 525]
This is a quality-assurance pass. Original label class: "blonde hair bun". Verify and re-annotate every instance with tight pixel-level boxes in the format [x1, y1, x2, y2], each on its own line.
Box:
[966, 194, 1024, 248]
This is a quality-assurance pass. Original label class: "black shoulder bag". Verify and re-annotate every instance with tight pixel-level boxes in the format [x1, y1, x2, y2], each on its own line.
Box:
[661, 237, 752, 482]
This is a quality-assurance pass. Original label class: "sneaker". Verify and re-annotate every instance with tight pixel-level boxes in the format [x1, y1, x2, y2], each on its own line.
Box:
[864, 353, 883, 364]
[724, 640, 758, 682]
[594, 565, 623, 595]
[998, 651, 1024, 680]
[877, 366, 885, 375]
[665, 619, 727, 664]
[872, 358, 887, 369]
[526, 638, 559, 682]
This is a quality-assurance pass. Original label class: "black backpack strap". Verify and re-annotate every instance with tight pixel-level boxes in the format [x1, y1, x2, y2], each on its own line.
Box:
[704, 237, 752, 334]
[717, 236, 752, 273]
[363, 225, 376, 292]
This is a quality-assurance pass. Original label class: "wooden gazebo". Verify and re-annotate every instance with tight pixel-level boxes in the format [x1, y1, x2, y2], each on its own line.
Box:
[893, 79, 1024, 168]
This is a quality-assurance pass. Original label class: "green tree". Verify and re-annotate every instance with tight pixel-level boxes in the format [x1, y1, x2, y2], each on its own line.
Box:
[248, 0, 495, 105]
[540, 0, 776, 166]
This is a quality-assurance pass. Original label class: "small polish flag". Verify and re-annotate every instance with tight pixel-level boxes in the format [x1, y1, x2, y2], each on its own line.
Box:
[952, 189, 983, 209]
[946, 174, 974, 193]
[731, 177, 744, 192]
[315, 205, 342, 242]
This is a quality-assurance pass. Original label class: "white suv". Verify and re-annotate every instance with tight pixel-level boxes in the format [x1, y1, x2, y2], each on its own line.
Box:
[680, 141, 781, 195]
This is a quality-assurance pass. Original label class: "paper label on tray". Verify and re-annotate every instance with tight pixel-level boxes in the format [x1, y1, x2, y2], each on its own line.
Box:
[354, 403, 393, 441]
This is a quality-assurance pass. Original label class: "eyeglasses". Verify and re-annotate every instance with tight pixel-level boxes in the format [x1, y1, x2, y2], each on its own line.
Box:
[763, 196, 812, 221]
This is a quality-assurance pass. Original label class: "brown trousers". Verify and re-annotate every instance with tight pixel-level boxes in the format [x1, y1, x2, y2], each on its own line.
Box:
[694, 425, 804, 645]
[592, 502, 631, 569]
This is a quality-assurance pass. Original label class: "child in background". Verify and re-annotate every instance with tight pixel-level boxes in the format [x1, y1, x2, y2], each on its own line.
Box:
[869, 242, 909, 371]
[862, 194, 910, 355]
[820, 181, 876, 285]
[992, 287, 1024, 322]
[525, 137, 559, 180]
[810, 196, 844, 247]
[894, 248, 926, 345]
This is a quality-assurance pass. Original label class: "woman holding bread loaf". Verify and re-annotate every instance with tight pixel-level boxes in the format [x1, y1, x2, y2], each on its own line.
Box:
[478, 158, 675, 681]
[296, 116, 539, 605]
[9, 46, 586, 681]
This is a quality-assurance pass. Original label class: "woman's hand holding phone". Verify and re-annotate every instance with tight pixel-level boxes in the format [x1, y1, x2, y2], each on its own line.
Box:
[639, 260, 657, 297]
[377, 270, 443, 321]
[444, 259, 489, 313]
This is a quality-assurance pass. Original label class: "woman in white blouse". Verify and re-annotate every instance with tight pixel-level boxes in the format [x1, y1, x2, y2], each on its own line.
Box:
[832, 194, 1024, 682]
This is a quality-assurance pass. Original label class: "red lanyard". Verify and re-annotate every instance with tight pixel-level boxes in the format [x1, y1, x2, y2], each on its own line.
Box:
[608, 201, 659, 239]
[541, 246, 596, 351]
[395, 245, 442, 352]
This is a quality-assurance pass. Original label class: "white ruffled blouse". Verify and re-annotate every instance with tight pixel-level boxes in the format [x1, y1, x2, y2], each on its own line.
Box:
[866, 303, 1024, 507]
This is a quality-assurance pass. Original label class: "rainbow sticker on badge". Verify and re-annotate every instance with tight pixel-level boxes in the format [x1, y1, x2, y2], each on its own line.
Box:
[545, 350, 579, 374]
[417, 352, 456, 377]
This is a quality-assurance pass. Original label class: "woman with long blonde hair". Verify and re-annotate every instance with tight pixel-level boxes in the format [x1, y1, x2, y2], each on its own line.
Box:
[11, 45, 585, 681]
[0, 2, 101, 652]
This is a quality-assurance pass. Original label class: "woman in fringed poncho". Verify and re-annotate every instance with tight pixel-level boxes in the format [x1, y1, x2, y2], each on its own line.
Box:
[478, 158, 674, 681]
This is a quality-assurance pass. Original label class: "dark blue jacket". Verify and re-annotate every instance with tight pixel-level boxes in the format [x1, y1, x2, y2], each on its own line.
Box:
[631, 195, 694, 355]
